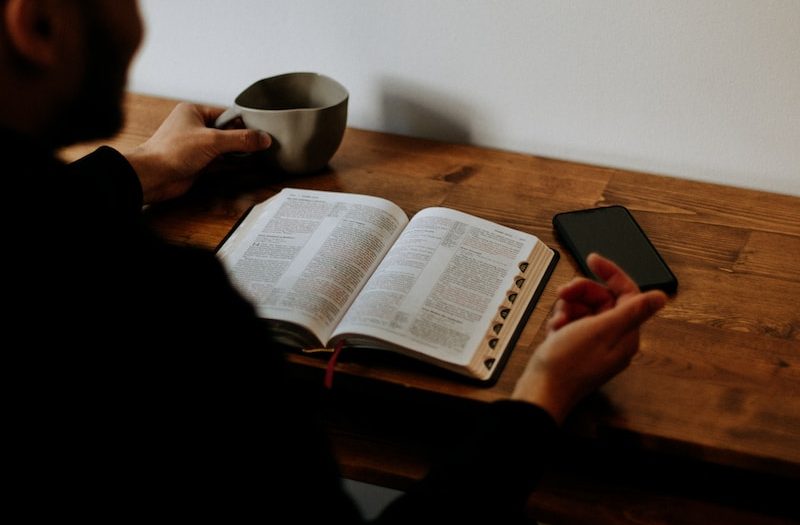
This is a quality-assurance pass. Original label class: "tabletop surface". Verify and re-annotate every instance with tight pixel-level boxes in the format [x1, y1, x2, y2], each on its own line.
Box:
[62, 93, 799, 519]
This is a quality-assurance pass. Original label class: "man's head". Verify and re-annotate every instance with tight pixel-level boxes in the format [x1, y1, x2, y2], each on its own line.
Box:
[0, 0, 143, 147]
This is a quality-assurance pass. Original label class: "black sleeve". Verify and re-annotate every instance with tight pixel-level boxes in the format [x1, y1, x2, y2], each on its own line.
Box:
[64, 145, 143, 219]
[375, 400, 559, 523]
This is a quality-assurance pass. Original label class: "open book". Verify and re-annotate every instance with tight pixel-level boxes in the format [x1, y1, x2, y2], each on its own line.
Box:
[217, 188, 558, 382]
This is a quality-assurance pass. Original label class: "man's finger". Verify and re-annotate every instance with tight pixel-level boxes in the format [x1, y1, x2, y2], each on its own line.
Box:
[558, 277, 615, 308]
[196, 105, 227, 125]
[592, 289, 667, 342]
[587, 253, 640, 297]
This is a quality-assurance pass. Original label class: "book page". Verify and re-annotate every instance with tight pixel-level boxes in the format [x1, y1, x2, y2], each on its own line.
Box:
[331, 207, 539, 365]
[218, 189, 408, 345]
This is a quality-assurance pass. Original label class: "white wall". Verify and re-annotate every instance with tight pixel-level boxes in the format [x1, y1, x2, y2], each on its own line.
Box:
[130, 0, 800, 197]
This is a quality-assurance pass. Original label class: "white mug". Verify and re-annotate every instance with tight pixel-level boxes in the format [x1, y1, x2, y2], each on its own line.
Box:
[215, 72, 348, 174]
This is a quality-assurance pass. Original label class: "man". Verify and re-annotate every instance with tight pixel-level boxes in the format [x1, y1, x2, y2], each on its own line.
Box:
[2, 1, 666, 521]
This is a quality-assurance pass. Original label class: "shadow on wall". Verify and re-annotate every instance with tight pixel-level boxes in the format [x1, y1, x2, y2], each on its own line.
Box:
[379, 76, 474, 145]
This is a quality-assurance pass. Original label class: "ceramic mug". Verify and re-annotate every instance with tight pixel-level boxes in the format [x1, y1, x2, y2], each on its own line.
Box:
[215, 72, 348, 174]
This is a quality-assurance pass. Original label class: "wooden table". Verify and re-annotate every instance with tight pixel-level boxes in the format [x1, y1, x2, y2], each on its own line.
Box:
[63, 93, 799, 524]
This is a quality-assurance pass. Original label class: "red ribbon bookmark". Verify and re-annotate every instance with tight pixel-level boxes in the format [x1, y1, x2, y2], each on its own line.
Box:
[324, 340, 346, 390]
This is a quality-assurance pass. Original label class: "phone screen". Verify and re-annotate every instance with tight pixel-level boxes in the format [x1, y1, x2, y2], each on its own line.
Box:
[553, 206, 677, 293]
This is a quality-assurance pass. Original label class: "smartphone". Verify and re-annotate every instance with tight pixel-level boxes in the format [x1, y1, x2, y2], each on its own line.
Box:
[552, 205, 678, 294]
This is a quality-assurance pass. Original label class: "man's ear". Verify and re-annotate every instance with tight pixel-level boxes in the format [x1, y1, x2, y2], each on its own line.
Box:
[3, 0, 62, 67]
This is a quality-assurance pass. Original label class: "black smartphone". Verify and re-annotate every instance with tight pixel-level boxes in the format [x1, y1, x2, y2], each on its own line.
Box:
[552, 205, 678, 294]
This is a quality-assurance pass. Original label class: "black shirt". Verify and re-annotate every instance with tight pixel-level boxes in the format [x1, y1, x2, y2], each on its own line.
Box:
[4, 132, 558, 522]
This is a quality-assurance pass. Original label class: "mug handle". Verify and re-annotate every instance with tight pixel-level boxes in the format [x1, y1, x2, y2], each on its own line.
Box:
[214, 106, 242, 128]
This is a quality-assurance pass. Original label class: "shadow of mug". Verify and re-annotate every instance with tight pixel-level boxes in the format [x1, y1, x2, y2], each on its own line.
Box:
[215, 72, 348, 174]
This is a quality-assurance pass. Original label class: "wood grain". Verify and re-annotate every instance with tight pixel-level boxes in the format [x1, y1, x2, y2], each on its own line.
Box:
[60, 93, 800, 522]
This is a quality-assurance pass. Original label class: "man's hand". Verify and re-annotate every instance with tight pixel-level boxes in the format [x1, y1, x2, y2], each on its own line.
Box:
[512, 253, 667, 425]
[126, 103, 272, 204]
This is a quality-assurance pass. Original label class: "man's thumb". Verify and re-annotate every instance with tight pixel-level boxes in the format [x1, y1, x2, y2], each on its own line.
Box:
[215, 129, 272, 154]
[601, 291, 667, 340]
